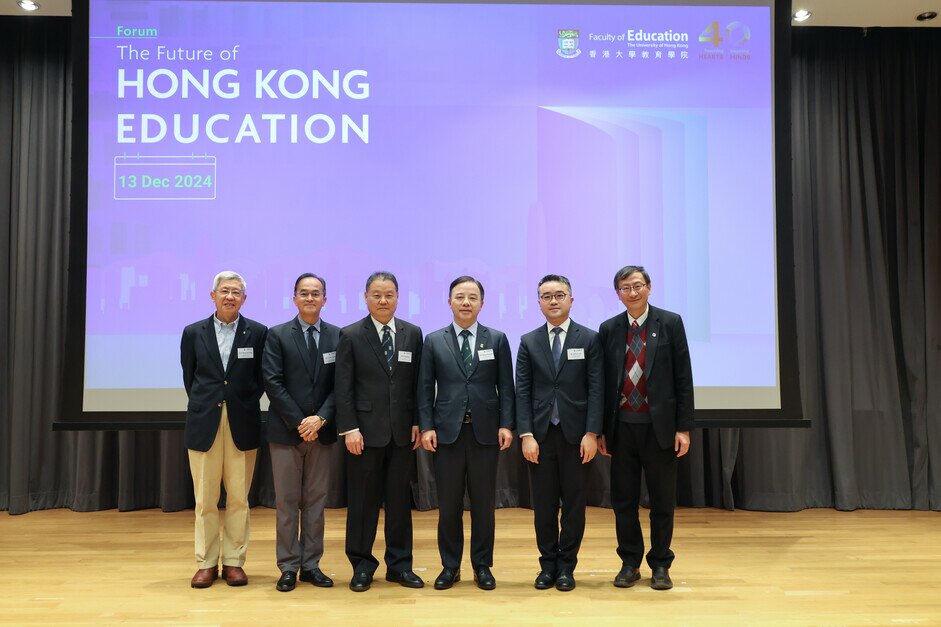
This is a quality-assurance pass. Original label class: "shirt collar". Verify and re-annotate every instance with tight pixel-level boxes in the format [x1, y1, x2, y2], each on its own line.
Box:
[298, 316, 321, 334]
[371, 316, 396, 335]
[627, 306, 649, 328]
[213, 314, 239, 330]
[452, 320, 479, 338]
[546, 318, 572, 334]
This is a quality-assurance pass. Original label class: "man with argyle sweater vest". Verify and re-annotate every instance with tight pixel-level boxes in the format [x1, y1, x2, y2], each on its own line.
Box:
[598, 265, 693, 591]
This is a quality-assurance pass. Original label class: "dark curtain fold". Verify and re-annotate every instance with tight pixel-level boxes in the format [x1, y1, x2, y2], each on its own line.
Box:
[2, 21, 939, 515]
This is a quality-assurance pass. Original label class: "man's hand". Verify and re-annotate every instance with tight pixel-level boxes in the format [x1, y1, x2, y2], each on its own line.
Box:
[421, 429, 438, 453]
[345, 431, 365, 455]
[411, 425, 421, 450]
[498, 428, 514, 450]
[298, 416, 324, 442]
[674, 431, 691, 458]
[580, 433, 598, 464]
[598, 434, 611, 457]
[521, 435, 539, 464]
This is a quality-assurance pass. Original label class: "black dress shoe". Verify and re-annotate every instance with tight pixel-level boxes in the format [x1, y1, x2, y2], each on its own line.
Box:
[614, 566, 641, 588]
[555, 571, 576, 592]
[473, 566, 496, 590]
[534, 570, 556, 590]
[276, 571, 297, 592]
[434, 568, 460, 590]
[349, 572, 372, 592]
[385, 570, 425, 588]
[650, 566, 673, 590]
[300, 568, 334, 588]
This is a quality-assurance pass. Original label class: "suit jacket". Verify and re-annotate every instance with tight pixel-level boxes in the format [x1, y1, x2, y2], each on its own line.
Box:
[515, 320, 604, 445]
[418, 323, 515, 445]
[262, 316, 339, 446]
[334, 316, 423, 448]
[598, 304, 694, 449]
[181, 314, 268, 452]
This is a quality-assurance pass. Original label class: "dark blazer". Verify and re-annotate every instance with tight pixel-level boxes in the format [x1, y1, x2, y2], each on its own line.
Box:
[418, 323, 515, 445]
[262, 316, 339, 446]
[598, 305, 694, 449]
[181, 315, 268, 452]
[515, 320, 604, 445]
[334, 316, 423, 447]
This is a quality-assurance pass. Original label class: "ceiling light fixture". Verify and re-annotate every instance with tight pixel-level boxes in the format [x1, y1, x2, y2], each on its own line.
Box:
[916, 11, 938, 21]
[792, 9, 812, 22]
[17, 0, 41, 10]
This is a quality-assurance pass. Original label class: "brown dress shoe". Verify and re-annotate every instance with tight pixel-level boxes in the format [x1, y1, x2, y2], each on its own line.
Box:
[191, 567, 218, 588]
[222, 565, 248, 586]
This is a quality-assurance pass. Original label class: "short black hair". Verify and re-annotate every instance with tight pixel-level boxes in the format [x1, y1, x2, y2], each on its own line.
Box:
[613, 265, 651, 289]
[365, 271, 399, 292]
[294, 273, 327, 295]
[537, 274, 572, 295]
[449, 275, 484, 299]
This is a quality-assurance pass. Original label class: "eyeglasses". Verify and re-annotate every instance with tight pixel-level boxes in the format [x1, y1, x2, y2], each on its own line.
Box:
[296, 291, 323, 300]
[538, 292, 570, 303]
[617, 283, 647, 295]
[216, 288, 244, 298]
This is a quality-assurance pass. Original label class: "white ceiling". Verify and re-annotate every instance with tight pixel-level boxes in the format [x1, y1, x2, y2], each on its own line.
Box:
[1, 0, 940, 27]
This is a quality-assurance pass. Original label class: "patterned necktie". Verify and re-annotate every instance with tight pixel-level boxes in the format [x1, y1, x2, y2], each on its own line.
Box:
[460, 329, 473, 370]
[307, 325, 320, 375]
[550, 327, 563, 425]
[381, 324, 394, 371]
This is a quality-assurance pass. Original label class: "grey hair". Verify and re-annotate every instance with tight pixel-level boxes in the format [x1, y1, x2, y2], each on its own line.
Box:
[212, 271, 247, 292]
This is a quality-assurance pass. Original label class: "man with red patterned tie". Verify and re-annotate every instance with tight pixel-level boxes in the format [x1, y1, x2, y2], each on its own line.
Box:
[598, 265, 694, 591]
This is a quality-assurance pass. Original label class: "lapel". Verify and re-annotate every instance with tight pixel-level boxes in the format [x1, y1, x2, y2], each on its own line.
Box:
[363, 316, 391, 376]
[291, 317, 315, 381]
[224, 317, 250, 376]
[535, 324, 556, 378]
[469, 325, 490, 378]
[200, 315, 225, 377]
[557, 323, 579, 376]
[613, 312, 630, 384]
[643, 306, 661, 376]
[444, 325, 467, 375]
[390, 319, 409, 375]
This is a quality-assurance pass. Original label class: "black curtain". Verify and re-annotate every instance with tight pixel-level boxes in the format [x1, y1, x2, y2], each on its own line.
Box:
[2, 20, 938, 515]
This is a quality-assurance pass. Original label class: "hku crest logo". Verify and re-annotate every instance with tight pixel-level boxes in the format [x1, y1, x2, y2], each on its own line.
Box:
[557, 29, 581, 58]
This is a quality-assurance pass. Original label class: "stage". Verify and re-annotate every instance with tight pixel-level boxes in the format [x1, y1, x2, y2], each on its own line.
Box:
[1, 507, 938, 625]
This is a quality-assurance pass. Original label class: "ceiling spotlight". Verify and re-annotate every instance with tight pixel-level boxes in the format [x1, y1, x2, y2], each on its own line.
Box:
[792, 9, 812, 22]
[17, 0, 41, 10]
[916, 11, 938, 21]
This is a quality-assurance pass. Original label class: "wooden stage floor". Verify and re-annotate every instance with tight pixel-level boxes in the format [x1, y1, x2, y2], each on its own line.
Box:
[1, 507, 939, 625]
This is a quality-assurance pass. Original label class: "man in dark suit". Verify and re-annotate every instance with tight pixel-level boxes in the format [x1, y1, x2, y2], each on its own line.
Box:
[598, 265, 694, 591]
[334, 271, 424, 592]
[180, 271, 267, 588]
[419, 276, 515, 591]
[262, 273, 339, 592]
[516, 274, 604, 592]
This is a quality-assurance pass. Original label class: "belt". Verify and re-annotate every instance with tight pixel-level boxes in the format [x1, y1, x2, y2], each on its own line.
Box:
[462, 411, 473, 424]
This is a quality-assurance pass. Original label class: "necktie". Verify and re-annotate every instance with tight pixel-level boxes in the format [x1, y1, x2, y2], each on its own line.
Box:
[460, 329, 473, 370]
[550, 327, 563, 425]
[381, 325, 394, 371]
[307, 325, 320, 375]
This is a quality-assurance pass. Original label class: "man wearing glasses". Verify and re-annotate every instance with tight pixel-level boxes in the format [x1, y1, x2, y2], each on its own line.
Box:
[181, 271, 268, 588]
[598, 265, 694, 591]
[515, 274, 604, 592]
[262, 273, 339, 592]
[335, 271, 425, 592]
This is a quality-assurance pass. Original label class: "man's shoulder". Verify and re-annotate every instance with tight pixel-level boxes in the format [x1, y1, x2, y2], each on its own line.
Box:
[397, 318, 423, 335]
[520, 325, 546, 344]
[650, 305, 682, 324]
[568, 320, 600, 341]
[269, 318, 297, 335]
[182, 315, 212, 336]
[319, 319, 341, 334]
[598, 312, 625, 331]
[340, 316, 370, 336]
[479, 323, 507, 342]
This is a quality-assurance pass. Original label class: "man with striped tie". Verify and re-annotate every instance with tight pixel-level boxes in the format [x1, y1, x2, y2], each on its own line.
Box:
[598, 265, 694, 591]
[335, 271, 425, 592]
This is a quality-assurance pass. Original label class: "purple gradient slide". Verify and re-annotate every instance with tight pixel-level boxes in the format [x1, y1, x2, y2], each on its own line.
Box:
[86, 0, 778, 410]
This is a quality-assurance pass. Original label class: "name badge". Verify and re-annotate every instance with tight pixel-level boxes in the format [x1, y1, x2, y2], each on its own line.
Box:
[237, 347, 254, 359]
[567, 348, 585, 360]
[398, 350, 413, 363]
[322, 351, 337, 364]
[478, 349, 495, 361]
